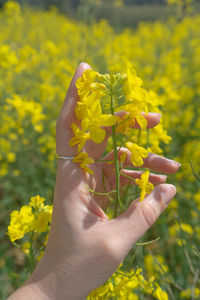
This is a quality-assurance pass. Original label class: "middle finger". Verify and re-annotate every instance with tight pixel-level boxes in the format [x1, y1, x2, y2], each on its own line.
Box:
[101, 148, 181, 178]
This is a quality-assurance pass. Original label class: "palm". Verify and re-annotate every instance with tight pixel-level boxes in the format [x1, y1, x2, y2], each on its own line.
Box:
[56, 62, 179, 222]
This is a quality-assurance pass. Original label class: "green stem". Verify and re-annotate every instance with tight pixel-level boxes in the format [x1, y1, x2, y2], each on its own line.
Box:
[29, 231, 35, 273]
[110, 80, 122, 217]
[190, 160, 200, 182]
[120, 172, 136, 182]
[86, 186, 117, 196]
[136, 237, 160, 246]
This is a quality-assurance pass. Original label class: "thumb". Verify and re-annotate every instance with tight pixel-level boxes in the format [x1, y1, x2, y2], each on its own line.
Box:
[110, 184, 176, 256]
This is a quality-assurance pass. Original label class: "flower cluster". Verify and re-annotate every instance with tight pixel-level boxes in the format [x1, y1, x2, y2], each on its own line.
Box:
[7, 195, 52, 243]
[88, 266, 168, 300]
[7, 195, 52, 264]
[70, 68, 154, 203]
[70, 69, 118, 174]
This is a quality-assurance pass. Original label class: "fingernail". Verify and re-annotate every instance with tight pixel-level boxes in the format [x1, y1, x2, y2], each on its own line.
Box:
[173, 162, 181, 168]
[149, 112, 161, 117]
[168, 159, 181, 167]
[152, 184, 177, 207]
[163, 184, 177, 206]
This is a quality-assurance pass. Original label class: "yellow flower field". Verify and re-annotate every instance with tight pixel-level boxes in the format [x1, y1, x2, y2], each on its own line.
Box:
[0, 1, 200, 299]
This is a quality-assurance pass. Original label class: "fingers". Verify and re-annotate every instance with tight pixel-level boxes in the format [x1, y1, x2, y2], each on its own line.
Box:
[109, 184, 176, 257]
[83, 112, 161, 160]
[101, 148, 181, 178]
[135, 112, 161, 129]
[142, 153, 181, 173]
[108, 170, 167, 189]
[104, 112, 161, 135]
[57, 61, 161, 160]
[58, 62, 91, 128]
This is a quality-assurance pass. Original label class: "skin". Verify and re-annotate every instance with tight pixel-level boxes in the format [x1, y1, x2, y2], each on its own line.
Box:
[8, 63, 181, 300]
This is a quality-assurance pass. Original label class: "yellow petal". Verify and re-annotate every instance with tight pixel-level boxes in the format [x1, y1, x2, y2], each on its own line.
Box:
[90, 126, 105, 143]
[135, 114, 147, 130]
[99, 114, 117, 126]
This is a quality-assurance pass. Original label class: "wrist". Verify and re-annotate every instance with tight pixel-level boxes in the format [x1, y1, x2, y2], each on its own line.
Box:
[25, 255, 87, 300]
[8, 253, 87, 300]
[8, 271, 86, 300]
[7, 280, 50, 300]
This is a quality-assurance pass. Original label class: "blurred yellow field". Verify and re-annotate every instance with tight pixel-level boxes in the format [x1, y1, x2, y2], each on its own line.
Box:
[0, 1, 200, 299]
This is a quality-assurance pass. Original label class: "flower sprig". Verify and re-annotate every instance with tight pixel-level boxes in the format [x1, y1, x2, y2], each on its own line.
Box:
[70, 67, 156, 214]
[88, 266, 168, 300]
[7, 195, 52, 271]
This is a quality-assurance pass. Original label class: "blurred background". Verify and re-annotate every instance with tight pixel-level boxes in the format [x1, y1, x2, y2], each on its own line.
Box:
[0, 0, 200, 29]
[1, 0, 200, 299]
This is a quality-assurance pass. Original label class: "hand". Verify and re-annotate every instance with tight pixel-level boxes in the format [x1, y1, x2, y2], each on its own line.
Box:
[9, 63, 180, 300]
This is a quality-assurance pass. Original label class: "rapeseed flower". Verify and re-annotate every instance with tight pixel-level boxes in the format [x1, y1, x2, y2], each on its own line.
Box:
[76, 69, 97, 98]
[180, 288, 200, 299]
[135, 170, 154, 201]
[7, 206, 34, 242]
[153, 283, 168, 300]
[29, 195, 45, 210]
[80, 100, 117, 143]
[73, 152, 94, 174]
[33, 209, 52, 233]
[69, 123, 90, 151]
[125, 141, 148, 167]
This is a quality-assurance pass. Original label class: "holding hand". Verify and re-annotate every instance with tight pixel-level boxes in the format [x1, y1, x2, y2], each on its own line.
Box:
[9, 63, 180, 300]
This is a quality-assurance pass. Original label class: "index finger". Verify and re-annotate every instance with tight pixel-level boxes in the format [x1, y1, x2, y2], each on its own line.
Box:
[58, 62, 91, 128]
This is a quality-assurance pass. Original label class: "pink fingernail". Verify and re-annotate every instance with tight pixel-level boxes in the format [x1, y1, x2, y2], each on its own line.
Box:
[169, 159, 181, 167]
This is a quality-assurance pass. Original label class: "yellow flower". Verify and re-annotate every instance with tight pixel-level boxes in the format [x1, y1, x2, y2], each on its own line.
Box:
[119, 151, 127, 165]
[75, 87, 117, 145]
[153, 283, 168, 300]
[7, 217, 24, 242]
[69, 123, 90, 151]
[125, 141, 148, 167]
[19, 206, 35, 232]
[34, 210, 51, 233]
[7, 206, 35, 242]
[75, 89, 103, 121]
[22, 241, 31, 254]
[81, 100, 117, 144]
[73, 152, 94, 174]
[180, 288, 200, 299]
[116, 113, 134, 134]
[125, 67, 143, 93]
[6, 152, 16, 163]
[3, 1, 21, 17]
[36, 250, 44, 261]
[144, 254, 169, 278]
[135, 170, 154, 201]
[169, 222, 194, 236]
[135, 114, 147, 130]
[76, 69, 97, 98]
[124, 67, 148, 112]
[29, 195, 45, 210]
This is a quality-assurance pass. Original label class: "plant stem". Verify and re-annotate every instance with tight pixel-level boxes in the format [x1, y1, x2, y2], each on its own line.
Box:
[110, 80, 121, 217]
[29, 231, 35, 274]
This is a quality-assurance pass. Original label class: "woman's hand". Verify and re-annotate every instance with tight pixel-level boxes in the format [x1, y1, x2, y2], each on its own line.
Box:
[9, 63, 180, 300]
